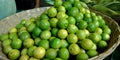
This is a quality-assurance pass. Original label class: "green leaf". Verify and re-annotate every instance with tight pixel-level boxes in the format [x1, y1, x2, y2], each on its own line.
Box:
[106, 2, 120, 11]
[92, 5, 119, 17]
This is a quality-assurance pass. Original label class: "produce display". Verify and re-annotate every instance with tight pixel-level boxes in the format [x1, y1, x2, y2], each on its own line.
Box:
[0, 0, 111, 60]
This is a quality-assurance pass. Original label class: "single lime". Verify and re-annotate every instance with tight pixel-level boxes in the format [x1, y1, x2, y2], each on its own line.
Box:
[11, 38, 22, 49]
[50, 38, 61, 49]
[33, 47, 46, 59]
[67, 34, 78, 43]
[40, 30, 51, 40]
[58, 48, 69, 59]
[19, 54, 29, 60]
[23, 38, 34, 48]
[68, 44, 80, 55]
[87, 50, 98, 57]
[76, 30, 86, 40]
[8, 49, 20, 60]
[38, 40, 49, 49]
[80, 39, 94, 50]
[47, 7, 57, 17]
[76, 53, 89, 60]
[46, 48, 57, 59]
[58, 29, 68, 39]
[67, 24, 78, 34]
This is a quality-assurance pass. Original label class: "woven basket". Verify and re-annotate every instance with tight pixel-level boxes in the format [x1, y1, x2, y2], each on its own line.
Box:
[0, 7, 120, 60]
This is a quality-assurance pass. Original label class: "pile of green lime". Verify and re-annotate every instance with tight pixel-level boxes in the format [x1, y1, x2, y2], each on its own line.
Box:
[0, 0, 111, 60]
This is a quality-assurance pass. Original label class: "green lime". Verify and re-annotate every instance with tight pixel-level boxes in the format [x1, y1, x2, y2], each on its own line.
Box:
[3, 46, 12, 54]
[58, 48, 69, 59]
[2, 39, 11, 47]
[19, 31, 30, 41]
[23, 38, 34, 48]
[38, 19, 50, 30]
[76, 53, 89, 60]
[77, 20, 87, 29]
[54, 58, 62, 60]
[30, 17, 36, 22]
[8, 49, 20, 60]
[67, 34, 78, 43]
[57, 18, 68, 29]
[38, 40, 49, 49]
[0, 33, 8, 41]
[9, 27, 17, 33]
[16, 23, 23, 29]
[51, 28, 58, 36]
[19, 54, 29, 60]
[92, 16, 99, 21]
[58, 29, 68, 39]
[87, 23, 97, 32]
[68, 44, 80, 55]
[63, 1, 72, 10]
[40, 13, 49, 20]
[74, 1, 81, 9]
[101, 33, 110, 41]
[84, 17, 92, 23]
[29, 57, 39, 60]
[57, 12, 66, 19]
[27, 23, 36, 32]
[20, 19, 26, 25]
[84, 12, 91, 18]
[68, 7, 79, 17]
[103, 26, 111, 34]
[9, 32, 18, 40]
[93, 20, 99, 27]
[50, 38, 61, 49]
[87, 50, 98, 57]
[58, 6, 66, 12]
[21, 48, 27, 55]
[34, 38, 41, 46]
[95, 27, 103, 34]
[89, 33, 101, 43]
[80, 39, 94, 50]
[61, 39, 69, 48]
[79, 1, 88, 8]
[49, 18, 58, 28]
[28, 46, 37, 56]
[40, 30, 51, 40]
[76, 30, 86, 40]
[67, 16, 76, 24]
[32, 27, 42, 37]
[47, 7, 57, 17]
[80, 48, 86, 53]
[83, 29, 90, 37]
[91, 43, 97, 50]
[11, 39, 22, 49]
[33, 47, 46, 59]
[25, 20, 33, 27]
[75, 13, 83, 23]
[54, 0, 62, 8]
[67, 24, 78, 34]
[18, 26, 27, 32]
[98, 40, 108, 49]
[91, 12, 96, 18]
[49, 36, 56, 41]
[99, 19, 105, 27]
[46, 48, 57, 59]
[79, 6, 86, 14]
